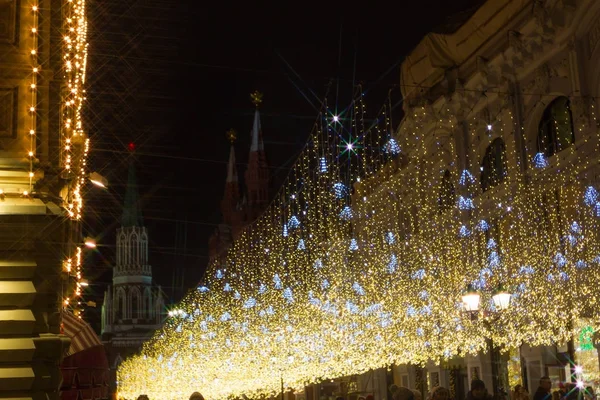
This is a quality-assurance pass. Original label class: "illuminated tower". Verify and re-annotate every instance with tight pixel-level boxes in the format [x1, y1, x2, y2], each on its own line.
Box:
[207, 92, 272, 269]
[221, 129, 241, 228]
[244, 91, 270, 221]
[101, 148, 165, 393]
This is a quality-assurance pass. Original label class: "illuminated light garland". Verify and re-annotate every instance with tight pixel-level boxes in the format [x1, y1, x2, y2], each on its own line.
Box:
[27, 4, 40, 193]
[60, 0, 89, 318]
[117, 89, 600, 399]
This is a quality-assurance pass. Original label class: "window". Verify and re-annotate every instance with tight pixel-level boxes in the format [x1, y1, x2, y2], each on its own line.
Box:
[481, 138, 507, 192]
[438, 169, 455, 212]
[131, 291, 139, 319]
[537, 96, 575, 157]
[116, 291, 124, 320]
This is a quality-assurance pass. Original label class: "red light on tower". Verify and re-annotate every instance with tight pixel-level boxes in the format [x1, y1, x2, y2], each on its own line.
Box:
[128, 142, 135, 152]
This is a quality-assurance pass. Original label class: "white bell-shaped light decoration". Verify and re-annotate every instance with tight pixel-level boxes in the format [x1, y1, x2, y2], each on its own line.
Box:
[462, 285, 480, 312]
[492, 286, 512, 311]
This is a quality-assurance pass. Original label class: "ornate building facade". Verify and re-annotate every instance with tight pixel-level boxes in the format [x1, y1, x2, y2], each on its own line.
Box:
[208, 92, 271, 266]
[346, 0, 600, 398]
[101, 161, 165, 392]
[0, 0, 89, 398]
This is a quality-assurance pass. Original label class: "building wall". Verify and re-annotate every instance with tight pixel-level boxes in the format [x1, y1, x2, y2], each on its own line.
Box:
[355, 0, 600, 397]
[0, 0, 85, 398]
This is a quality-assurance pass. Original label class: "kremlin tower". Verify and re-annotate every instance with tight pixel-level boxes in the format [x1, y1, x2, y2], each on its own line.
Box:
[208, 91, 270, 264]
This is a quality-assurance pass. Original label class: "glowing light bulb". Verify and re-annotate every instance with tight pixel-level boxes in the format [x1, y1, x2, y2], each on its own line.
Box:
[487, 124, 492, 131]
[32, 5, 38, 11]
[332, 115, 339, 122]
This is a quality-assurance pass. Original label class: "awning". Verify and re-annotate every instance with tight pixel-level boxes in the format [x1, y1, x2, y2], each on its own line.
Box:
[61, 311, 103, 356]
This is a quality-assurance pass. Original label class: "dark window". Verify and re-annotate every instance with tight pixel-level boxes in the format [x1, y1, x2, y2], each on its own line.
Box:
[537, 96, 575, 157]
[481, 138, 507, 192]
[132, 292, 139, 319]
[438, 169, 455, 212]
[116, 294, 123, 319]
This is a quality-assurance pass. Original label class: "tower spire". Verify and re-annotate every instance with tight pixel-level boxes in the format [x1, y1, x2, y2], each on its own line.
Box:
[221, 130, 240, 225]
[121, 144, 143, 227]
[226, 129, 238, 183]
[250, 91, 264, 152]
[245, 91, 269, 216]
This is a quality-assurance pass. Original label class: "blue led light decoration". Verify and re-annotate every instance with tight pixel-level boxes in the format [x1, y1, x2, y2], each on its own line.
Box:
[273, 274, 283, 290]
[459, 169, 476, 186]
[532, 152, 549, 168]
[385, 231, 395, 245]
[340, 206, 354, 221]
[297, 239, 306, 250]
[387, 253, 398, 273]
[349, 238, 359, 251]
[288, 215, 300, 229]
[319, 157, 328, 173]
[383, 138, 401, 155]
[283, 288, 294, 303]
[584, 186, 599, 206]
[313, 258, 323, 269]
[332, 182, 348, 199]
[458, 195, 475, 210]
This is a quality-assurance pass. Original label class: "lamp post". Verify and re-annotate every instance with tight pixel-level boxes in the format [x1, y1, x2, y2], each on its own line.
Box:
[462, 284, 512, 398]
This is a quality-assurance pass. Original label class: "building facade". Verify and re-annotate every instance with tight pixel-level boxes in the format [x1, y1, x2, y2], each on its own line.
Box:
[101, 161, 165, 393]
[208, 92, 271, 266]
[0, 0, 89, 398]
[347, 0, 600, 398]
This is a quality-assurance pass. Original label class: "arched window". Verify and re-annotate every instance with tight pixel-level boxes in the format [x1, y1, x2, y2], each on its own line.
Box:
[131, 290, 139, 319]
[438, 169, 455, 213]
[481, 138, 507, 192]
[537, 96, 575, 157]
[144, 288, 152, 319]
[116, 291, 124, 320]
[131, 234, 138, 265]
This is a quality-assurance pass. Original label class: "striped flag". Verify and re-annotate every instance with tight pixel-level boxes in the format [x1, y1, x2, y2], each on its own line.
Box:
[62, 311, 103, 356]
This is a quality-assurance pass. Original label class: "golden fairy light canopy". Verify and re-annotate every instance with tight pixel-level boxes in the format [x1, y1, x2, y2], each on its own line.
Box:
[117, 90, 600, 400]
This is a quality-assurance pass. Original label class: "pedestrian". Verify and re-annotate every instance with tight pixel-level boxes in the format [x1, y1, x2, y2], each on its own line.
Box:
[466, 379, 493, 400]
[533, 377, 552, 400]
[190, 392, 205, 400]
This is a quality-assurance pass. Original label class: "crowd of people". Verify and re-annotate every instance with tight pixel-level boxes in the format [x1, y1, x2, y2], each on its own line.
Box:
[135, 377, 595, 400]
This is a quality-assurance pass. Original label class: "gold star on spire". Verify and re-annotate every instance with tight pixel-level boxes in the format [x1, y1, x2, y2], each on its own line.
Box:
[250, 90, 263, 108]
[226, 129, 237, 143]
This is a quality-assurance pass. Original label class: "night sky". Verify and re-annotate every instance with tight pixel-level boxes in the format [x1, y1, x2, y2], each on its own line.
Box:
[82, 0, 484, 328]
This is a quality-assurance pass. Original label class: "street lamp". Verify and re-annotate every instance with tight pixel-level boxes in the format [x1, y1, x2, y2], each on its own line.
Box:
[492, 286, 511, 311]
[462, 284, 512, 398]
[84, 237, 96, 248]
[462, 284, 481, 312]
[89, 172, 108, 188]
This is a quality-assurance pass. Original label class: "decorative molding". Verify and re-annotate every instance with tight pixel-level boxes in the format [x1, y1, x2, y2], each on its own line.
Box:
[0, 0, 18, 45]
[588, 15, 600, 57]
[0, 87, 17, 139]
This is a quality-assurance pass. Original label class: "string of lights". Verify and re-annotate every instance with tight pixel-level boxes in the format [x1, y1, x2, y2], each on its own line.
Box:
[61, 0, 89, 317]
[28, 3, 39, 194]
[117, 87, 600, 399]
